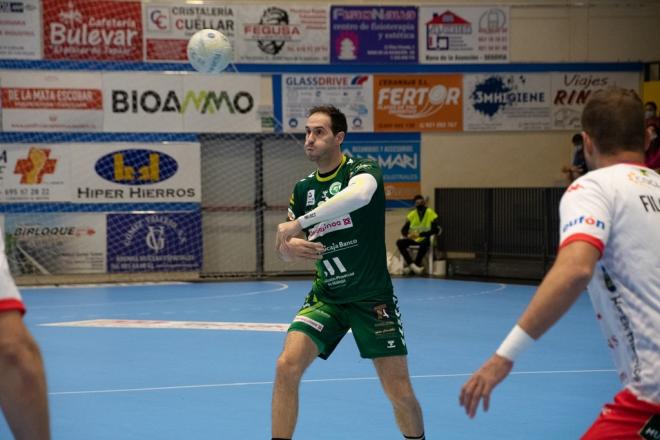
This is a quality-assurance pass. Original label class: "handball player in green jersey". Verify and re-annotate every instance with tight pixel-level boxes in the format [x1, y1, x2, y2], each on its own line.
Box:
[271, 105, 425, 440]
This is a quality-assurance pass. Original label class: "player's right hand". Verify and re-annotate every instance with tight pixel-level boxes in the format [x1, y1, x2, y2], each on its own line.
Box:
[459, 354, 513, 418]
[278, 237, 324, 262]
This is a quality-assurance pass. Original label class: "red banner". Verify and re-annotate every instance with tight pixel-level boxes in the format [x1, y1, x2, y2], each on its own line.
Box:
[43, 0, 143, 61]
[2, 88, 102, 110]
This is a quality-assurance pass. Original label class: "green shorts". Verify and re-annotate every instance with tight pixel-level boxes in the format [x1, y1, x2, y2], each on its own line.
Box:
[288, 291, 408, 359]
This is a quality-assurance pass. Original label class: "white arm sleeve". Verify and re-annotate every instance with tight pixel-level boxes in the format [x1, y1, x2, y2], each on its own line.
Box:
[297, 173, 378, 229]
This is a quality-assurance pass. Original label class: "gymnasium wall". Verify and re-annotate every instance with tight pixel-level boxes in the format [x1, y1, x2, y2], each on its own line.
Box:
[2, 0, 659, 279]
[419, 1, 659, 194]
[381, 0, 660, 255]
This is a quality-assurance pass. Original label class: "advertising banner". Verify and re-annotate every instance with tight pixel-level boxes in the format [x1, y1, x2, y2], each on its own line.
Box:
[181, 73, 261, 133]
[330, 6, 416, 64]
[551, 72, 640, 130]
[463, 74, 551, 131]
[3, 213, 106, 275]
[106, 212, 202, 272]
[102, 72, 184, 132]
[419, 6, 509, 64]
[342, 133, 420, 202]
[69, 142, 201, 203]
[282, 74, 373, 133]
[0, 70, 103, 132]
[0, 0, 42, 59]
[143, 3, 237, 62]
[42, 0, 143, 61]
[233, 5, 328, 64]
[0, 144, 70, 203]
[373, 74, 462, 132]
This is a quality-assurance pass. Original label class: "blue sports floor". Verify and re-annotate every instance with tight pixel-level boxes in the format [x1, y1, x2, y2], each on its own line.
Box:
[6, 278, 619, 439]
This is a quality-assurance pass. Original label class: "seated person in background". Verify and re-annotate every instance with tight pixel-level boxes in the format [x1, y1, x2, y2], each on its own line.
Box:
[561, 133, 588, 183]
[645, 123, 660, 172]
[396, 195, 440, 275]
[644, 100, 659, 127]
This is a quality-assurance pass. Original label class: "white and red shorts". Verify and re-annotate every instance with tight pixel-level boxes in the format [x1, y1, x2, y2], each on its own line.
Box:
[582, 389, 660, 440]
[0, 244, 24, 315]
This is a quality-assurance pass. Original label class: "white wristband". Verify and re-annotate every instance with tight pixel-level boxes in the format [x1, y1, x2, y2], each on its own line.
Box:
[496, 324, 535, 361]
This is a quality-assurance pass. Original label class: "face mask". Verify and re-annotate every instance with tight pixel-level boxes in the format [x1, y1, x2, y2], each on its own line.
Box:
[646, 110, 656, 119]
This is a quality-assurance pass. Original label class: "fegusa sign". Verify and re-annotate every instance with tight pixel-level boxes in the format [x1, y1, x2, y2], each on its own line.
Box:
[43, 0, 143, 61]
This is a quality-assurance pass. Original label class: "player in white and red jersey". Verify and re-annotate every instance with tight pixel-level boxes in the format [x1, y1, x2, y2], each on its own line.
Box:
[459, 87, 660, 439]
[0, 228, 50, 439]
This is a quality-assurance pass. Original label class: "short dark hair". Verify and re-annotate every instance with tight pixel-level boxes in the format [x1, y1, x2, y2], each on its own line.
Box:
[571, 133, 583, 146]
[307, 105, 348, 136]
[413, 194, 424, 202]
[581, 87, 644, 155]
[645, 101, 657, 112]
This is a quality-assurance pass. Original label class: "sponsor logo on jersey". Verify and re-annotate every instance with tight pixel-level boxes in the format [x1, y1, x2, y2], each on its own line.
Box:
[639, 195, 660, 213]
[306, 189, 315, 206]
[639, 414, 660, 440]
[374, 304, 390, 320]
[607, 288, 642, 382]
[627, 170, 660, 189]
[329, 181, 342, 195]
[354, 163, 374, 173]
[323, 239, 358, 254]
[307, 215, 353, 240]
[561, 215, 605, 234]
[565, 183, 584, 193]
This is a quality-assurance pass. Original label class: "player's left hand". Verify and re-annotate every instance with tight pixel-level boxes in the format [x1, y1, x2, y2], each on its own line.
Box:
[459, 354, 513, 418]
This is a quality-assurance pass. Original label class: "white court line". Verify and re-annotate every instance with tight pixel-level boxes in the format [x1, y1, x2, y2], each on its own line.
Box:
[28, 282, 289, 310]
[49, 369, 616, 396]
[41, 319, 290, 332]
[438, 283, 507, 300]
[23, 281, 190, 290]
[407, 283, 508, 302]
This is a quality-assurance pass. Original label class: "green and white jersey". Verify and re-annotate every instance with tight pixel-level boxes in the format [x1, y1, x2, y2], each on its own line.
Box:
[289, 155, 393, 303]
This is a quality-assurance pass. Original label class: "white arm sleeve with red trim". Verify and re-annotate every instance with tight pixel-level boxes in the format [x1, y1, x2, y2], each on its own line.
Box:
[558, 174, 612, 255]
[297, 173, 377, 229]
